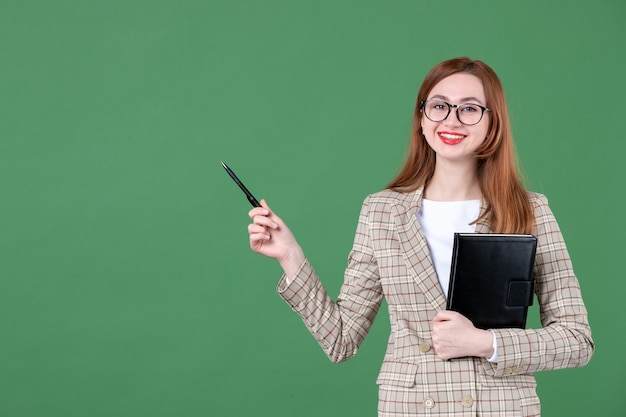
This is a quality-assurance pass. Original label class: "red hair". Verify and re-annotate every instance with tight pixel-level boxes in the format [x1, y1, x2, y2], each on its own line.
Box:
[387, 57, 534, 234]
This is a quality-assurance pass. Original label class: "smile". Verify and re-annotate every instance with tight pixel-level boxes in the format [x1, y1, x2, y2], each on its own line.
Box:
[438, 132, 466, 145]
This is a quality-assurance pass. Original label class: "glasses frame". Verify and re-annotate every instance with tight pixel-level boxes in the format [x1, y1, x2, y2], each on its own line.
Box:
[420, 99, 491, 126]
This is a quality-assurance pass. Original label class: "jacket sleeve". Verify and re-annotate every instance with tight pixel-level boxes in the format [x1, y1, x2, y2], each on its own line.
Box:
[485, 193, 594, 377]
[277, 195, 384, 363]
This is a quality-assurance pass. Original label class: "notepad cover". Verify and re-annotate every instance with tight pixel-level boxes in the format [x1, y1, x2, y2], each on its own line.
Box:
[446, 233, 537, 329]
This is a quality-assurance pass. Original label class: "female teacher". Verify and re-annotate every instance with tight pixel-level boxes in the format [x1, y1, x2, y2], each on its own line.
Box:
[247, 57, 594, 416]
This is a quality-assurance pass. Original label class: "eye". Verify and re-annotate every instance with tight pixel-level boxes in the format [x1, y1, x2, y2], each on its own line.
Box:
[460, 104, 480, 113]
[427, 101, 448, 111]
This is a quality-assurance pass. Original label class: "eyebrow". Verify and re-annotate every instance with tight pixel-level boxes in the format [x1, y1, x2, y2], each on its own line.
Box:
[429, 94, 486, 105]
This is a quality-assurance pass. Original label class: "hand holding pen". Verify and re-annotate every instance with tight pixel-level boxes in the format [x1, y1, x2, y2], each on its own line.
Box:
[247, 200, 304, 278]
[221, 161, 304, 277]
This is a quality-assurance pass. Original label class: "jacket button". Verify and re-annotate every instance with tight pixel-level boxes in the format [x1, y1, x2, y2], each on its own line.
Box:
[461, 395, 474, 408]
[418, 342, 431, 353]
[423, 397, 435, 408]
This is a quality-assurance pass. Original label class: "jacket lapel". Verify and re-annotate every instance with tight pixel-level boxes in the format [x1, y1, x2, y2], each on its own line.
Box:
[389, 190, 493, 311]
[390, 188, 447, 311]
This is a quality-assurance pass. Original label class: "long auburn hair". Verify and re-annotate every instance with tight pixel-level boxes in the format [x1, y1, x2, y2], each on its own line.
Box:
[387, 57, 534, 234]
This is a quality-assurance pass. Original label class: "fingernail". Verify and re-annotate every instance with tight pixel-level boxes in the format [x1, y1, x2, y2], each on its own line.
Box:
[271, 222, 278, 228]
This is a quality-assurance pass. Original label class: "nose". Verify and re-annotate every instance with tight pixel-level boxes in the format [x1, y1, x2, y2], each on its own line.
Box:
[443, 108, 462, 127]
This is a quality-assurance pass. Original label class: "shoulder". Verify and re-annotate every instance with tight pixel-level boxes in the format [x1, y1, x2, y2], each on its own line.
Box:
[366, 189, 406, 204]
[525, 191, 561, 233]
[362, 188, 418, 211]
[526, 191, 551, 216]
[357, 189, 417, 222]
[526, 191, 548, 208]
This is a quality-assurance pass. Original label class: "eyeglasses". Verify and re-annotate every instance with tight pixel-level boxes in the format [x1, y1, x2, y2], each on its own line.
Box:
[420, 99, 490, 126]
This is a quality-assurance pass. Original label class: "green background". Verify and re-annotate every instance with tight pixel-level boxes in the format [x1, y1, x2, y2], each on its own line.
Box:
[2, 1, 623, 416]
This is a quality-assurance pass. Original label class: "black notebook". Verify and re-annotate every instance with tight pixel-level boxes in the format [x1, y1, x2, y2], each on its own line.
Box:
[446, 233, 538, 329]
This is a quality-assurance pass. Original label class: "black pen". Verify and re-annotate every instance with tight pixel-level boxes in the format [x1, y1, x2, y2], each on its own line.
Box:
[221, 161, 261, 207]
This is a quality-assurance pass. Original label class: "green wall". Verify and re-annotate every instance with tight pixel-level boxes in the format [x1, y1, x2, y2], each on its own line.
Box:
[2, 1, 623, 416]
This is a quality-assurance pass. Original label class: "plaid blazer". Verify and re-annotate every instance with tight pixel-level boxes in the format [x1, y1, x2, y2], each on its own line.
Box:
[278, 187, 594, 416]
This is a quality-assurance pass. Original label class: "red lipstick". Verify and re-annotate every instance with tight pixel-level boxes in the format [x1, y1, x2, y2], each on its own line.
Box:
[438, 131, 466, 145]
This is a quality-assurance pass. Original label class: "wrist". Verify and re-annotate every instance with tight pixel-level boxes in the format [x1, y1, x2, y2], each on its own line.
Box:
[477, 329, 495, 358]
[279, 246, 305, 277]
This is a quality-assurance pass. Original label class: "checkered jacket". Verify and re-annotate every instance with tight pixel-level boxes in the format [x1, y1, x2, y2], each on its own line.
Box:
[278, 187, 594, 416]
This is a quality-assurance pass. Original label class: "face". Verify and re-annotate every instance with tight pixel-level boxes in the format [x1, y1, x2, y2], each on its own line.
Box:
[421, 72, 489, 165]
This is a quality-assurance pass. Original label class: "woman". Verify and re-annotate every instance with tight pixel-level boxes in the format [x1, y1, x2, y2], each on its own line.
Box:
[247, 57, 594, 416]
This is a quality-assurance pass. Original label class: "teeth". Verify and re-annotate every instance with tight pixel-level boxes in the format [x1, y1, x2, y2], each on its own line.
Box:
[440, 133, 464, 140]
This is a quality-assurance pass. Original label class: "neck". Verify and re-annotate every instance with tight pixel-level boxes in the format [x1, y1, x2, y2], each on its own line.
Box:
[424, 161, 481, 201]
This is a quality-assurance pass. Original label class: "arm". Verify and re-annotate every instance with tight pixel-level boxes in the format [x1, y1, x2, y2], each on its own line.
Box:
[485, 194, 595, 377]
[248, 197, 384, 363]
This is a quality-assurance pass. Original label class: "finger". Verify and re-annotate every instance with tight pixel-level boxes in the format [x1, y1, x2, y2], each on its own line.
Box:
[251, 215, 278, 229]
[248, 223, 268, 235]
[250, 199, 273, 218]
[248, 206, 269, 220]
[435, 310, 463, 322]
[433, 310, 452, 323]
[249, 229, 271, 243]
[250, 199, 282, 227]
[250, 232, 270, 243]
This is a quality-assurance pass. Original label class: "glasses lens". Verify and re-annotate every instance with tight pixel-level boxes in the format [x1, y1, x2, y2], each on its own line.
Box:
[423, 100, 449, 122]
[457, 104, 483, 125]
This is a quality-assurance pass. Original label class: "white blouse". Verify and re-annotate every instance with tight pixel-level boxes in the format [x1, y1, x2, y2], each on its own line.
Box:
[416, 199, 481, 297]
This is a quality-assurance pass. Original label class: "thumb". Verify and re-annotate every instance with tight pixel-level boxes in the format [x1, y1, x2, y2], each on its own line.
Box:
[433, 310, 455, 323]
